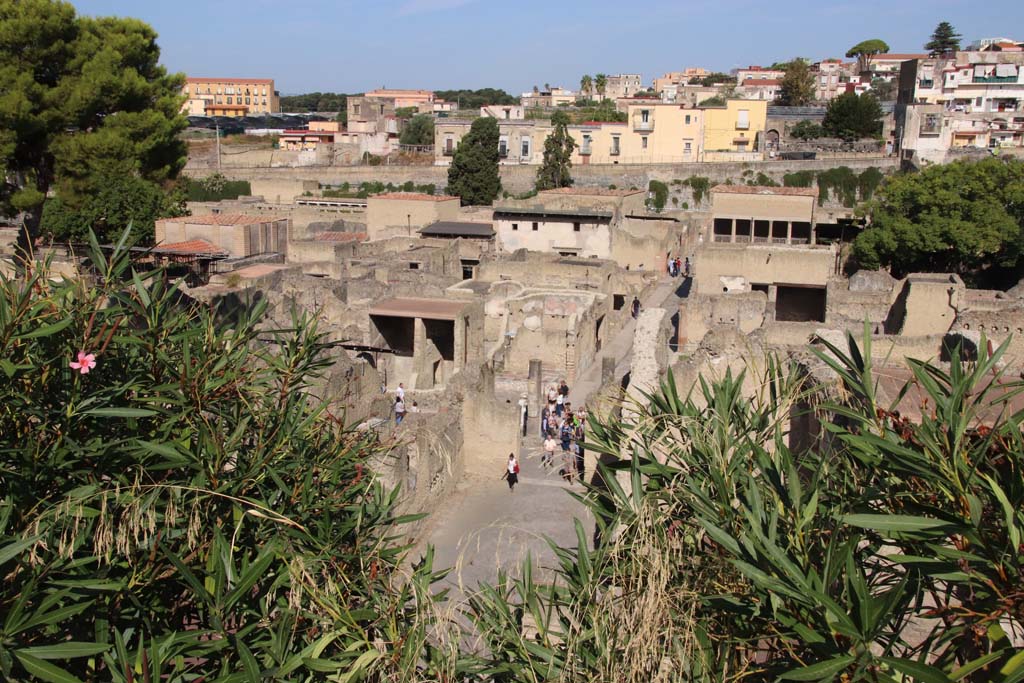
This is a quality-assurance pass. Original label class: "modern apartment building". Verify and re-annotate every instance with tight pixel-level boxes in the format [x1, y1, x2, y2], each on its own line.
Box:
[701, 99, 768, 160]
[895, 51, 1024, 162]
[181, 77, 279, 117]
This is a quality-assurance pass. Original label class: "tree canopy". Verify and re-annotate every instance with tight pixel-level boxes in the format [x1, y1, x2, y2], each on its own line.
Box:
[852, 157, 1024, 280]
[399, 114, 435, 146]
[580, 74, 593, 97]
[435, 88, 517, 110]
[0, 0, 188, 252]
[536, 111, 576, 191]
[694, 72, 736, 87]
[446, 117, 501, 206]
[925, 21, 962, 56]
[776, 58, 816, 106]
[822, 91, 883, 139]
[846, 39, 891, 73]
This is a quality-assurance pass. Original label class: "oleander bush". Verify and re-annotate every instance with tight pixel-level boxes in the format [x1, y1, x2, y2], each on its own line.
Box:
[0, 233, 453, 682]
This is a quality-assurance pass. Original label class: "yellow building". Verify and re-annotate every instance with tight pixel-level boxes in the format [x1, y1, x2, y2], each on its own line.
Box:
[181, 78, 280, 117]
[700, 99, 767, 160]
[572, 103, 704, 164]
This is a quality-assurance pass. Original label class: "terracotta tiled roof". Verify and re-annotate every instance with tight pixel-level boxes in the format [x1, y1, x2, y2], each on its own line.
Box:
[159, 214, 277, 226]
[314, 232, 367, 242]
[370, 192, 457, 201]
[155, 239, 228, 255]
[538, 187, 644, 197]
[711, 184, 818, 197]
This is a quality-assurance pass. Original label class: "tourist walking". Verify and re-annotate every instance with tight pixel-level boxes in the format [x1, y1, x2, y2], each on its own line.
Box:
[559, 379, 570, 402]
[666, 253, 675, 277]
[574, 416, 586, 479]
[555, 390, 565, 417]
[631, 296, 641, 319]
[674, 256, 682, 277]
[394, 396, 406, 425]
[543, 434, 558, 468]
[503, 453, 520, 492]
[540, 404, 550, 438]
[396, 383, 405, 402]
[683, 257, 691, 278]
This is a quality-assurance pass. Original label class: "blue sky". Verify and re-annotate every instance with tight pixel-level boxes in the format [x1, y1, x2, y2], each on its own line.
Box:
[73, 0, 1022, 95]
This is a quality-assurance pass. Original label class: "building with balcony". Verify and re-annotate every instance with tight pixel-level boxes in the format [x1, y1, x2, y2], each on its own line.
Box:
[701, 99, 768, 160]
[811, 59, 858, 101]
[433, 119, 552, 165]
[571, 103, 703, 164]
[181, 77, 280, 116]
[895, 51, 1024, 162]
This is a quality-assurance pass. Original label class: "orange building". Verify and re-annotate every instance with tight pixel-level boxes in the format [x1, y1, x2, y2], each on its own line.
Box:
[182, 77, 280, 117]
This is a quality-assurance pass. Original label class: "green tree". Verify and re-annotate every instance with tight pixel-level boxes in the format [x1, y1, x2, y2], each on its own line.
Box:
[790, 119, 825, 140]
[594, 73, 608, 100]
[695, 72, 736, 87]
[446, 117, 501, 205]
[925, 21, 962, 56]
[0, 0, 188, 257]
[870, 77, 896, 101]
[853, 157, 1024, 279]
[536, 111, 577, 191]
[580, 74, 593, 98]
[698, 96, 726, 107]
[846, 38, 891, 73]
[822, 91, 883, 139]
[436, 88, 517, 110]
[41, 172, 185, 244]
[776, 58, 816, 105]
[399, 113, 435, 146]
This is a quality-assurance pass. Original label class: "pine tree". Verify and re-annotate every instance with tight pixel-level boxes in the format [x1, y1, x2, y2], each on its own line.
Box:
[535, 111, 577, 191]
[0, 0, 187, 259]
[776, 58, 816, 106]
[925, 21, 961, 56]
[822, 92, 883, 140]
[446, 117, 501, 206]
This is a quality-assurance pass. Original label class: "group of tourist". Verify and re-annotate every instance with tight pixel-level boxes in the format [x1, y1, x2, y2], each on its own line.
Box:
[540, 380, 587, 482]
[666, 254, 691, 278]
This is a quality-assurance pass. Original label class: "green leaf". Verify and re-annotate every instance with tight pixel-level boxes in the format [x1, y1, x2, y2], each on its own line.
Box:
[881, 657, 950, 683]
[0, 536, 38, 567]
[16, 642, 111, 660]
[778, 655, 855, 681]
[950, 650, 1005, 681]
[13, 652, 86, 683]
[19, 317, 73, 339]
[840, 514, 954, 533]
[82, 407, 158, 418]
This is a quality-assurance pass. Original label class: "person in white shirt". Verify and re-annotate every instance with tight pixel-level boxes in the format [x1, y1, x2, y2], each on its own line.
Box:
[396, 383, 405, 401]
[504, 453, 519, 491]
[394, 397, 406, 425]
[542, 435, 558, 467]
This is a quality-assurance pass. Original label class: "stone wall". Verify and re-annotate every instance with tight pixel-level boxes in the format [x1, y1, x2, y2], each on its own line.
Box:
[196, 157, 899, 202]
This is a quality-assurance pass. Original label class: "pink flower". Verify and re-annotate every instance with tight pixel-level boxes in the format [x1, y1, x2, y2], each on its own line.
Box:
[69, 351, 97, 375]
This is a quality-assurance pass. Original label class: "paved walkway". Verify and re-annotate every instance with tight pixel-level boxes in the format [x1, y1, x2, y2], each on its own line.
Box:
[420, 276, 690, 598]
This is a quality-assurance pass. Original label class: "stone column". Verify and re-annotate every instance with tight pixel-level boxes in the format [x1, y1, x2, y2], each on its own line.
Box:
[730, 218, 737, 243]
[786, 221, 793, 245]
[528, 359, 543, 418]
